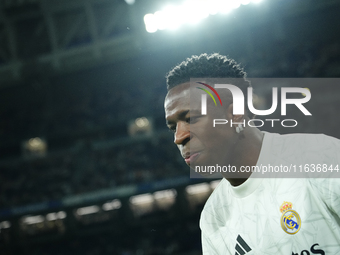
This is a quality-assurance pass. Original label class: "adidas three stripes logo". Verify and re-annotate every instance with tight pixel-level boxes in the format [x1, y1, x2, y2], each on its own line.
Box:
[235, 235, 252, 255]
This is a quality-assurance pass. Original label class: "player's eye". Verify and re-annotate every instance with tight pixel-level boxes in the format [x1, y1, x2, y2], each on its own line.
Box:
[168, 126, 176, 133]
[187, 116, 199, 123]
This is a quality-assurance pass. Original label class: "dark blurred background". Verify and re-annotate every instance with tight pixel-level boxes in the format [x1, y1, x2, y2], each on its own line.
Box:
[0, 0, 340, 254]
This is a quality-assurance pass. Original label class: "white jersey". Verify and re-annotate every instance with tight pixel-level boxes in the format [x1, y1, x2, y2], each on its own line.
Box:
[200, 132, 340, 255]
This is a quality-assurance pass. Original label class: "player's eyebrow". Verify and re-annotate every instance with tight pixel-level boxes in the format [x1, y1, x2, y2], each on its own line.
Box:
[190, 110, 202, 115]
[166, 110, 190, 125]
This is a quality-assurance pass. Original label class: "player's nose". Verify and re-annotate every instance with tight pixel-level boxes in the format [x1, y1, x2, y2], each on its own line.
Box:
[174, 121, 190, 145]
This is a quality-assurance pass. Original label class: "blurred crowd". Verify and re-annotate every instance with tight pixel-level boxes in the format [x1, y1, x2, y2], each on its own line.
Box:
[0, 133, 185, 210]
[3, 209, 202, 255]
[0, 73, 165, 151]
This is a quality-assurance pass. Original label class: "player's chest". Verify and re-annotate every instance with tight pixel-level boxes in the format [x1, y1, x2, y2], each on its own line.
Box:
[206, 189, 335, 254]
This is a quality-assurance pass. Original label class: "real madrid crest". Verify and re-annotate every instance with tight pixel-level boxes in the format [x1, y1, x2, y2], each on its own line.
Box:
[280, 201, 301, 235]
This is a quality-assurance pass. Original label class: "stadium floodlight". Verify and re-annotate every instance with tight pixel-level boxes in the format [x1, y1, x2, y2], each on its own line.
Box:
[241, 0, 251, 5]
[22, 215, 45, 225]
[162, 6, 181, 30]
[154, 10, 167, 30]
[186, 182, 211, 195]
[135, 117, 149, 128]
[185, 183, 212, 209]
[130, 193, 154, 205]
[154, 189, 177, 211]
[210, 180, 221, 190]
[220, 3, 232, 14]
[207, 0, 222, 15]
[124, 0, 135, 5]
[154, 189, 177, 200]
[46, 211, 67, 221]
[102, 199, 122, 211]
[183, 0, 210, 24]
[22, 137, 47, 158]
[46, 213, 57, 221]
[0, 221, 11, 229]
[144, 0, 263, 33]
[232, 0, 241, 9]
[144, 14, 157, 33]
[57, 211, 67, 219]
[76, 205, 100, 216]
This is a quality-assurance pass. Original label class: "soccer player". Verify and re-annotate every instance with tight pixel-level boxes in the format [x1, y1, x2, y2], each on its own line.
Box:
[164, 53, 340, 254]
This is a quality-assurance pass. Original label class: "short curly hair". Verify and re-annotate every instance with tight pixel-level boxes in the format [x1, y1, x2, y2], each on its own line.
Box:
[166, 53, 253, 117]
[166, 53, 250, 92]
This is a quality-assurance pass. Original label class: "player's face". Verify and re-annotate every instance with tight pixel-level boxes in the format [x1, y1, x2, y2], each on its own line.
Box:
[164, 82, 239, 171]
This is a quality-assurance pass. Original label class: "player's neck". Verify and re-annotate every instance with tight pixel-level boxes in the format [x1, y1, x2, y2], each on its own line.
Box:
[224, 127, 264, 187]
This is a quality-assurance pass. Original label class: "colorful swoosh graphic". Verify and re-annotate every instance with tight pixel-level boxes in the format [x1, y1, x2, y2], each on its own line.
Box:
[196, 82, 223, 106]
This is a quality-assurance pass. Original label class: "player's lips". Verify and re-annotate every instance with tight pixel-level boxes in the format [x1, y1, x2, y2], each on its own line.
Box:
[183, 152, 201, 164]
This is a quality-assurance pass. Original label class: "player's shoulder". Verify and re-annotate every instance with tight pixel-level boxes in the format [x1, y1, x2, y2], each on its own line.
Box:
[200, 179, 229, 232]
[203, 178, 227, 208]
[266, 132, 340, 159]
[273, 132, 340, 147]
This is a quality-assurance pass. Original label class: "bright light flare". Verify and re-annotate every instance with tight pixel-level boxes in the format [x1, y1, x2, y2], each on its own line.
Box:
[46, 211, 67, 221]
[76, 206, 100, 216]
[183, 0, 210, 24]
[0, 221, 11, 229]
[22, 215, 45, 225]
[161, 5, 184, 30]
[241, 0, 251, 5]
[154, 10, 166, 30]
[102, 199, 122, 211]
[144, 14, 157, 33]
[232, 0, 241, 9]
[210, 180, 221, 189]
[207, 0, 221, 15]
[154, 189, 177, 200]
[144, 0, 264, 33]
[130, 193, 154, 205]
[186, 183, 211, 195]
[219, 1, 234, 14]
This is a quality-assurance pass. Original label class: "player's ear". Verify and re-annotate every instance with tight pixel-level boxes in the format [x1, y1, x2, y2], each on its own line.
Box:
[227, 103, 245, 122]
[232, 114, 244, 122]
[226, 103, 234, 120]
[226, 103, 244, 121]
